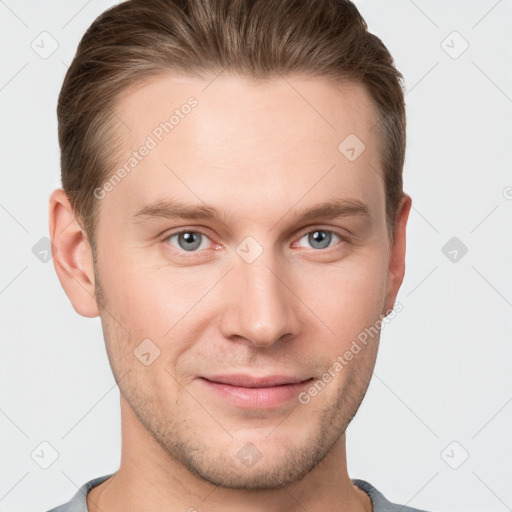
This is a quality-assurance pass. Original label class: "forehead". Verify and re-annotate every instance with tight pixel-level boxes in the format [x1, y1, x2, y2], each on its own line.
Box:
[115, 73, 379, 153]
[104, 73, 384, 228]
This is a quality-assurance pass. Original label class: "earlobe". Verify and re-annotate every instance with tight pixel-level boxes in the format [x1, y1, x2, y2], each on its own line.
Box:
[48, 189, 100, 318]
[383, 193, 412, 315]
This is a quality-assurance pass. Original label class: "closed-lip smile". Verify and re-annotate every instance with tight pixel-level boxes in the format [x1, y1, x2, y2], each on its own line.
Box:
[198, 374, 314, 409]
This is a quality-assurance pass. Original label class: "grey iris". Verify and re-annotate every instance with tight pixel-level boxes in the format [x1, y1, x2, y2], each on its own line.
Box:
[178, 232, 202, 251]
[308, 230, 331, 249]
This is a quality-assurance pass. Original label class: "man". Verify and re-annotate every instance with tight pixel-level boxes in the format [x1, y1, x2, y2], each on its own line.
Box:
[47, 0, 425, 510]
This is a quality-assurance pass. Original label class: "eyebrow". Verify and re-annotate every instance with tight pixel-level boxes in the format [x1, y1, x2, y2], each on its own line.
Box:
[133, 197, 370, 225]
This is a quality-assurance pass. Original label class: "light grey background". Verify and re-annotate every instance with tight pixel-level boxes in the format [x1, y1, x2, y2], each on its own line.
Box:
[1, 1, 511, 511]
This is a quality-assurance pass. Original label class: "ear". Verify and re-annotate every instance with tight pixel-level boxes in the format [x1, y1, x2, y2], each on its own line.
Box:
[49, 189, 100, 318]
[383, 193, 412, 315]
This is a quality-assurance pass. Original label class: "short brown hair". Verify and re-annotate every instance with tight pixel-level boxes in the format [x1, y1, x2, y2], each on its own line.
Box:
[58, 0, 406, 251]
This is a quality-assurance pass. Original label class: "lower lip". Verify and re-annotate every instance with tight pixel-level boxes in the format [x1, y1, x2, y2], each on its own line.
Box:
[199, 378, 313, 409]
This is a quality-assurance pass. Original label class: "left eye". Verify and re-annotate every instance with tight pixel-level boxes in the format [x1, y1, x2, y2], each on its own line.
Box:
[297, 229, 342, 250]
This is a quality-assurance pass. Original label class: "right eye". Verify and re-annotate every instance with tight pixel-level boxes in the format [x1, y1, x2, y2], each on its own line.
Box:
[163, 230, 213, 253]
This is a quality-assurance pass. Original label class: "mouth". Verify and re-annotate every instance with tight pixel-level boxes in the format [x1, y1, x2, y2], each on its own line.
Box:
[198, 375, 314, 409]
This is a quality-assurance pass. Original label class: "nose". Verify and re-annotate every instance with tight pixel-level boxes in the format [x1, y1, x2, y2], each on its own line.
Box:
[219, 250, 301, 348]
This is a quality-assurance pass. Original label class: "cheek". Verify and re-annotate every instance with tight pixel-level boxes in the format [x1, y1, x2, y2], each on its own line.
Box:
[98, 254, 212, 335]
[298, 252, 388, 337]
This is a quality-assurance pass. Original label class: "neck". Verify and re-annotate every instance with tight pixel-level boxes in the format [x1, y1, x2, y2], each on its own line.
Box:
[87, 396, 371, 512]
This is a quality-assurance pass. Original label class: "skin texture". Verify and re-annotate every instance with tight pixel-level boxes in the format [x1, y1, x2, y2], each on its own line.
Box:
[49, 73, 411, 512]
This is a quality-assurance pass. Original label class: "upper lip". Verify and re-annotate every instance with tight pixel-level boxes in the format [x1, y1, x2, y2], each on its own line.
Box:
[201, 374, 312, 388]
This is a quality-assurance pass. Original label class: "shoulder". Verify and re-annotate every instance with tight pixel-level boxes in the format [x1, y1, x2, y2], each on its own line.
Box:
[43, 474, 113, 512]
[352, 479, 433, 512]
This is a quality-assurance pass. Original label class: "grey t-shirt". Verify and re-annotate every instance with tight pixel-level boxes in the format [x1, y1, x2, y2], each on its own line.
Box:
[45, 474, 431, 512]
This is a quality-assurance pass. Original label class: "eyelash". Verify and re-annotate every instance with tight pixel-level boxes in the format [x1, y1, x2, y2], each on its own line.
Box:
[160, 227, 347, 257]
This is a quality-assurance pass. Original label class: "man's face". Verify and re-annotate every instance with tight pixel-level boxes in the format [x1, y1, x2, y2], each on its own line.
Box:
[92, 73, 404, 489]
